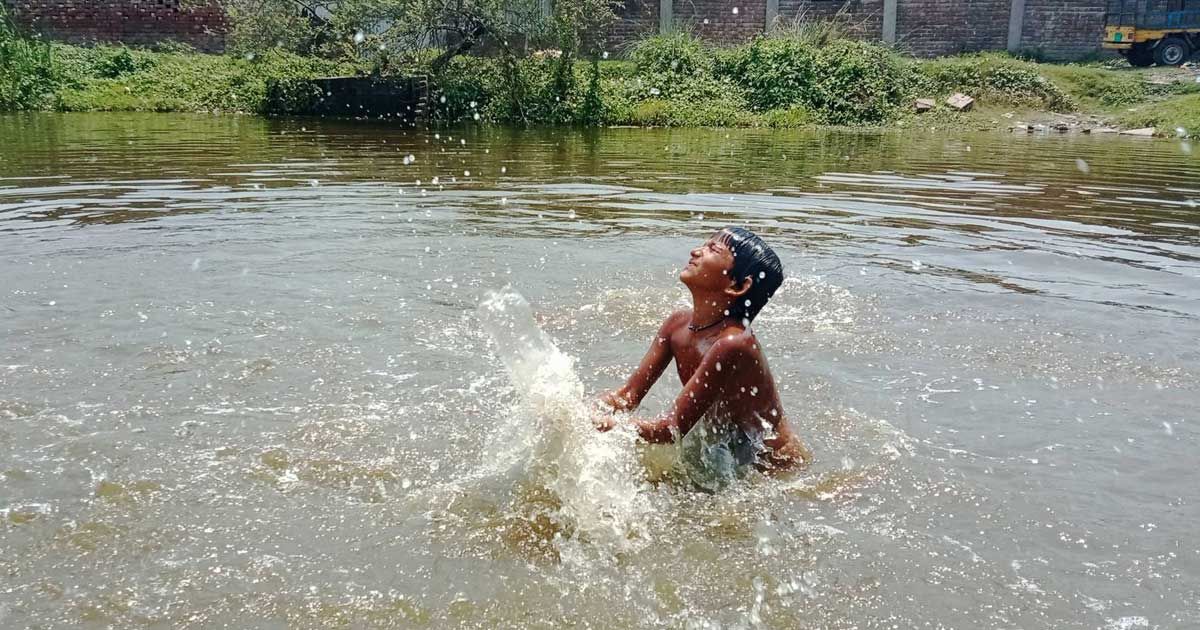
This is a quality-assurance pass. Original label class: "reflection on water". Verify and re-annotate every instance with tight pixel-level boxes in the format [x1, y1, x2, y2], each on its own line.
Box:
[1, 113, 1198, 628]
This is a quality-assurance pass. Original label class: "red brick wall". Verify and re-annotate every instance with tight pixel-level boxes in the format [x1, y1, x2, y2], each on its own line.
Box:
[775, 0, 884, 39]
[607, 0, 659, 52]
[1020, 0, 1106, 60]
[895, 0, 1009, 56]
[674, 0, 767, 45]
[3, 0, 228, 52]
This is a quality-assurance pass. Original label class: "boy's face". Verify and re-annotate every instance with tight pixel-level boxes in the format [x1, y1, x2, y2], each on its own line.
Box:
[679, 233, 736, 290]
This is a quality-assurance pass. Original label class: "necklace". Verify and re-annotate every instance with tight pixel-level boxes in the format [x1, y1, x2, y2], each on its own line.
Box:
[687, 316, 725, 332]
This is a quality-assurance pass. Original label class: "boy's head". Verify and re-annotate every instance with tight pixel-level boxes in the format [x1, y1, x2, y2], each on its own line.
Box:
[680, 227, 784, 323]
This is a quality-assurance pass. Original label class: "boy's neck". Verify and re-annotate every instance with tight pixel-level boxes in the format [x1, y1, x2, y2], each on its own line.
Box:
[689, 291, 733, 329]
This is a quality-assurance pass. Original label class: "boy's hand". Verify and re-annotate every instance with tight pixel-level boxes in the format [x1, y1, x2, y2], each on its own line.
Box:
[599, 390, 631, 412]
[592, 413, 616, 432]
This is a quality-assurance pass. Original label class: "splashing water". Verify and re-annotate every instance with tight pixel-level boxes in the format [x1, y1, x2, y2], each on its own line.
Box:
[477, 289, 651, 555]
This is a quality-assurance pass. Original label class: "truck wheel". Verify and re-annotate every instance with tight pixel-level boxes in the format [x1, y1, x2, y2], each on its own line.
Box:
[1128, 44, 1155, 67]
[1154, 38, 1190, 66]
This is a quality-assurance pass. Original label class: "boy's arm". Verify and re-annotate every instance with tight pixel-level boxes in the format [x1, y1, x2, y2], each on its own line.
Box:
[602, 310, 688, 411]
[632, 337, 743, 443]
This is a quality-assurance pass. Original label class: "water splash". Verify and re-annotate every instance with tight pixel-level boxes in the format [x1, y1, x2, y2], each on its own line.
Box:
[477, 289, 650, 555]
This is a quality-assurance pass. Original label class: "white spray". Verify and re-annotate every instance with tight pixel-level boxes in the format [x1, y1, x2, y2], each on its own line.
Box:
[477, 289, 650, 555]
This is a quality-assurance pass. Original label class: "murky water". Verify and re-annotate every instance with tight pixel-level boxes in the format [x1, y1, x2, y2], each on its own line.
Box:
[2, 113, 1198, 629]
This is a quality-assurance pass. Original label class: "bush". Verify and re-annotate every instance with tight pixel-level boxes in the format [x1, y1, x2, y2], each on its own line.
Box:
[810, 39, 915, 125]
[628, 32, 714, 99]
[720, 36, 818, 112]
[0, 19, 57, 110]
[919, 54, 1074, 111]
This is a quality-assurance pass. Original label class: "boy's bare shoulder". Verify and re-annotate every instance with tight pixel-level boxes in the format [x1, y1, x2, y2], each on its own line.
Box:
[708, 329, 760, 359]
[660, 309, 692, 334]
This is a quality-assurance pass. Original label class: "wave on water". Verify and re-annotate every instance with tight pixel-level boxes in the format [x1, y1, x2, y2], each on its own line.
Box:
[477, 288, 651, 557]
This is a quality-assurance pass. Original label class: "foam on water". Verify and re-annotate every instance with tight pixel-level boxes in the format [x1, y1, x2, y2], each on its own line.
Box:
[477, 288, 651, 555]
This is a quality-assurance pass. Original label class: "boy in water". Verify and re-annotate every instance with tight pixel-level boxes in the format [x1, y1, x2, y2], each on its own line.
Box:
[595, 227, 810, 471]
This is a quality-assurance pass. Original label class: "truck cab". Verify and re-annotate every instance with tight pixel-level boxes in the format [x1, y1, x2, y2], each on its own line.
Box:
[1104, 0, 1200, 66]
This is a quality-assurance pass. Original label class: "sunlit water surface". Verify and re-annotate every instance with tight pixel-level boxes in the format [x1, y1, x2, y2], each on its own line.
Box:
[1, 113, 1198, 629]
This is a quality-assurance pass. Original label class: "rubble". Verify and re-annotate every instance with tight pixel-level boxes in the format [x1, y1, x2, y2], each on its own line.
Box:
[946, 93, 974, 111]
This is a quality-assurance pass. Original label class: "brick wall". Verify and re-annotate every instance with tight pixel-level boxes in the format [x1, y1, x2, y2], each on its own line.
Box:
[674, 0, 766, 45]
[3, 0, 228, 52]
[5, 0, 1109, 61]
[608, 0, 1108, 60]
[775, 0, 884, 39]
[606, 0, 659, 52]
[1020, 0, 1106, 60]
[896, 0, 1009, 56]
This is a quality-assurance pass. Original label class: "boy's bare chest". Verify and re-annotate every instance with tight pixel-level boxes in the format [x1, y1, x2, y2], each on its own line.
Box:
[669, 333, 715, 383]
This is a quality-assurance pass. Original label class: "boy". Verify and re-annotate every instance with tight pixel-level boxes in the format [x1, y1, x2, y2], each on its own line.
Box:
[595, 227, 810, 471]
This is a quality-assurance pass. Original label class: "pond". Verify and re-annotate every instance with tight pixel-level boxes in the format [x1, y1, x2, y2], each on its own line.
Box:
[1, 113, 1198, 628]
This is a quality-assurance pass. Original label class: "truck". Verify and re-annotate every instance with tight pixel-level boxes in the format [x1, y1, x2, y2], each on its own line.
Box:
[1104, 0, 1200, 66]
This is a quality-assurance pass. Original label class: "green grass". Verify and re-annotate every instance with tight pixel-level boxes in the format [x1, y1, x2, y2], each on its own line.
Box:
[917, 53, 1074, 111]
[1117, 93, 1200, 138]
[51, 45, 354, 113]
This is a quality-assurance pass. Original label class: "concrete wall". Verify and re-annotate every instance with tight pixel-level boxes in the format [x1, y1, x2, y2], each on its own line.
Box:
[3, 0, 228, 52]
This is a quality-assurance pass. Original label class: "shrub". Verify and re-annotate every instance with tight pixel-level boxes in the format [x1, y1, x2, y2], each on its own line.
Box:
[810, 39, 914, 125]
[628, 32, 714, 98]
[0, 18, 57, 110]
[919, 54, 1074, 111]
[721, 35, 818, 112]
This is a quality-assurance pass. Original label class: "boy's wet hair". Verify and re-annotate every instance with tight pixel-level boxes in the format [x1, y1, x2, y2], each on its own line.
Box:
[716, 227, 784, 323]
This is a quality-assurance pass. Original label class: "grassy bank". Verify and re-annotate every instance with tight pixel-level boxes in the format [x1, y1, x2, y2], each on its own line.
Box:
[3, 27, 1198, 137]
[1, 36, 355, 113]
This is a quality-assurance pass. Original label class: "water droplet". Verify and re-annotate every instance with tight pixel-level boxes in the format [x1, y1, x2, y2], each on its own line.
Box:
[439, 95, 446, 103]
[473, 112, 480, 120]
[464, 170, 470, 177]
[602, 51, 609, 59]
[732, 6, 739, 14]
[1075, 158, 1090, 174]
[715, 362, 722, 371]
[501, 166, 507, 174]
[744, 299, 751, 306]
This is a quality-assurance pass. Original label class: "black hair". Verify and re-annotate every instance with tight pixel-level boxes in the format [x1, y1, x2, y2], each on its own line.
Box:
[715, 227, 784, 323]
